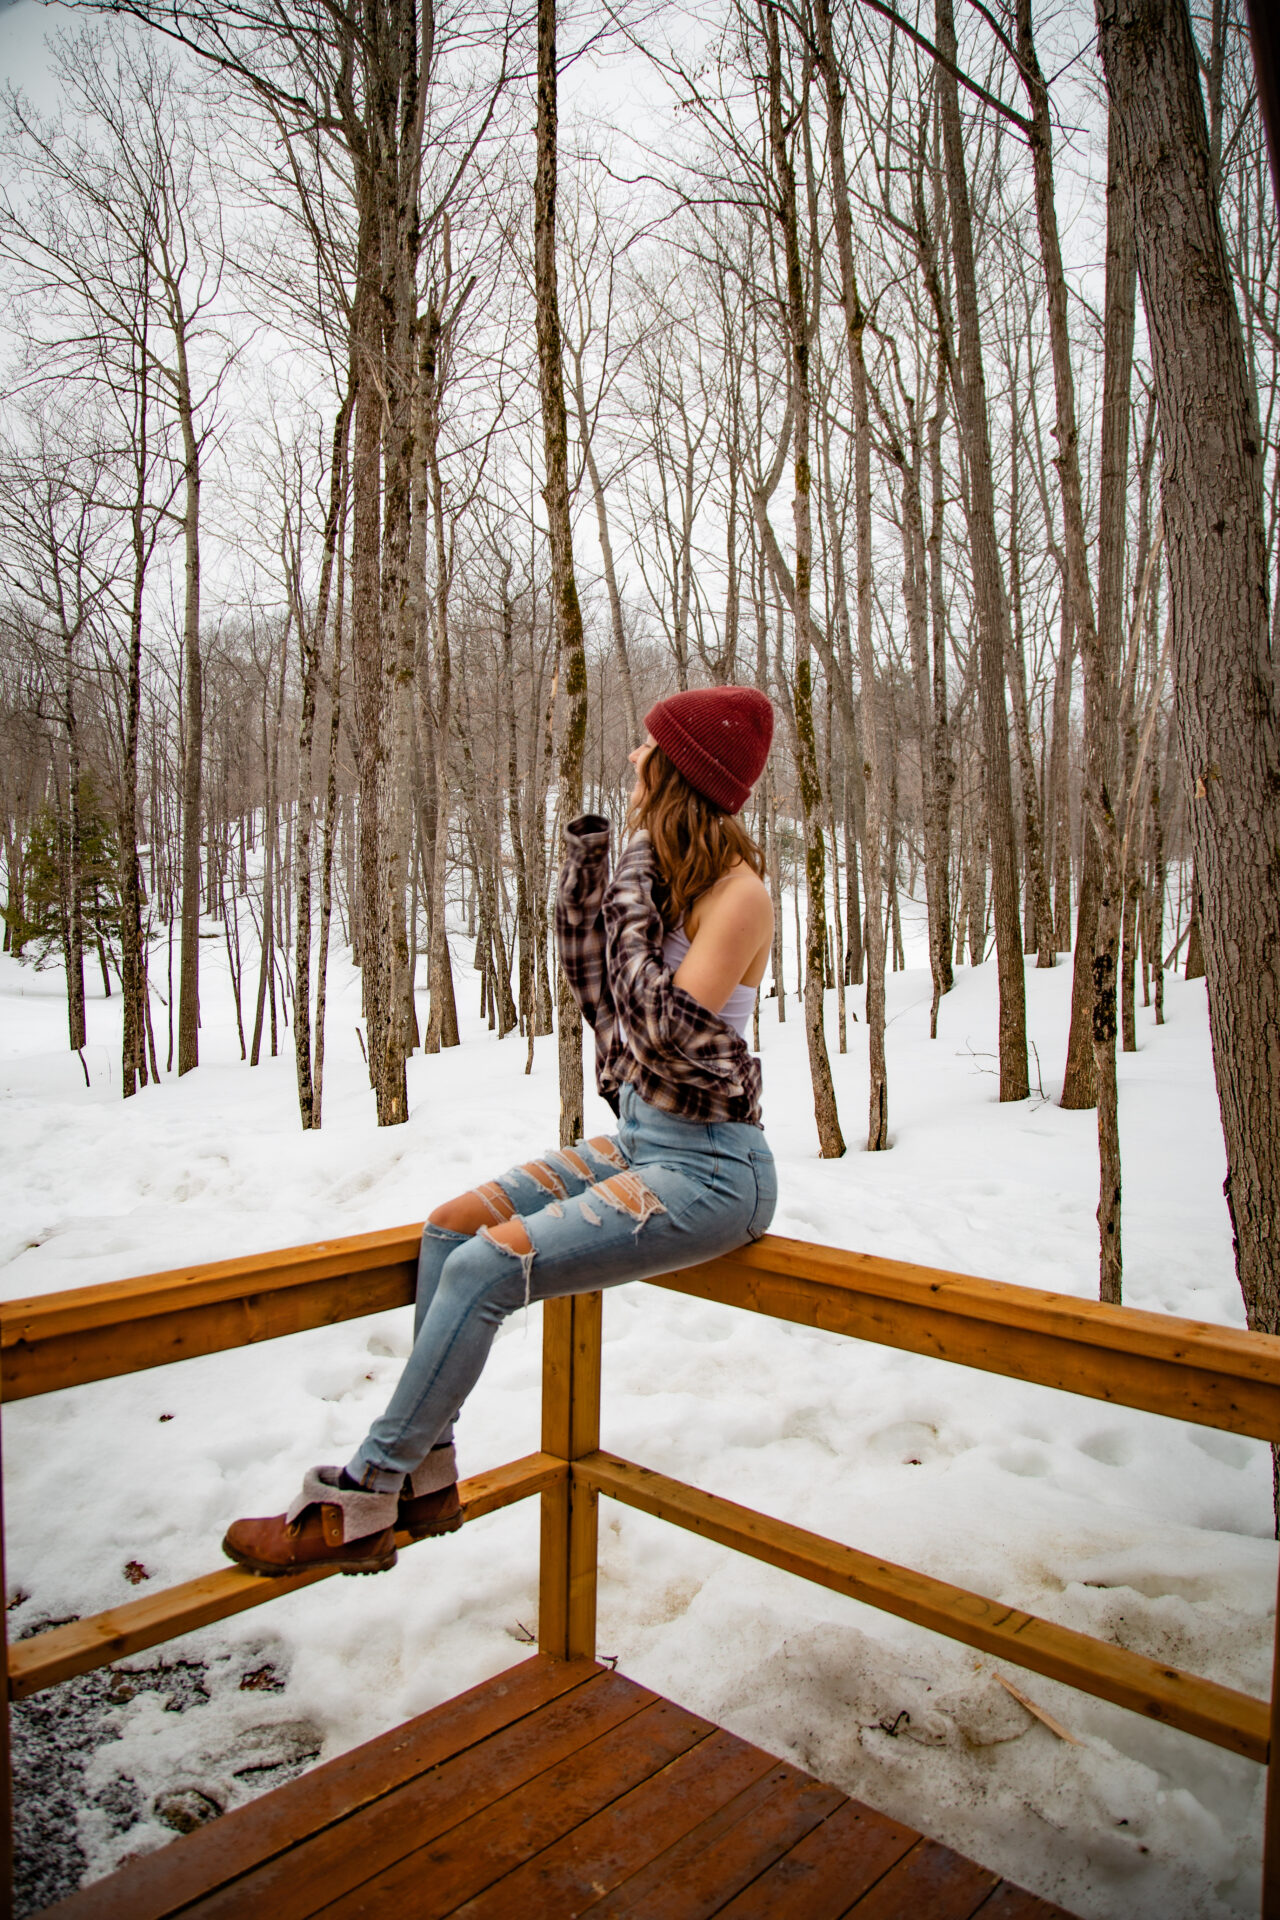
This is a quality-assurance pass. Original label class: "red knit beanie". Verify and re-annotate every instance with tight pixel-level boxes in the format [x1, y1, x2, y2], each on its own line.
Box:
[644, 685, 774, 814]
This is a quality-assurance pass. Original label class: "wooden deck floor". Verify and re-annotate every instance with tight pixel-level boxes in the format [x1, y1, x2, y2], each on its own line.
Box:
[41, 1655, 1076, 1919]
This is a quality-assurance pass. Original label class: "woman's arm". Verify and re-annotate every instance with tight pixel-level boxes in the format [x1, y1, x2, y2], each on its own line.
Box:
[555, 814, 614, 1032]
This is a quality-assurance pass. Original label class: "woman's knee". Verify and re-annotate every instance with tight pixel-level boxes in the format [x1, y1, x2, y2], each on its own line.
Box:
[428, 1187, 509, 1236]
[428, 1195, 474, 1234]
[434, 1228, 530, 1321]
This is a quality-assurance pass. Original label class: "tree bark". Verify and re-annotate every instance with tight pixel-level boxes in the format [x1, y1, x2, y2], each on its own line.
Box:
[293, 385, 352, 1128]
[175, 315, 202, 1077]
[62, 630, 86, 1053]
[350, 198, 384, 1079]
[935, 0, 1028, 1102]
[1017, 0, 1130, 1295]
[1098, 0, 1280, 1359]
[764, 0, 844, 1157]
[534, 0, 589, 1147]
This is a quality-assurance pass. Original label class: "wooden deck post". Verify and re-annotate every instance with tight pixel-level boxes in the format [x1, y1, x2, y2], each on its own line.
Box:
[538, 1291, 602, 1661]
[1262, 1543, 1280, 1918]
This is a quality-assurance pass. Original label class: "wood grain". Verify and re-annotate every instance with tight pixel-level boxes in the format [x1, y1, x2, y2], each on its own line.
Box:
[10, 1229, 1280, 1443]
[8, 1455, 563, 1699]
[578, 1451, 1270, 1762]
[539, 1291, 601, 1661]
[319, 1695, 710, 1918]
[37, 1654, 598, 1920]
[583, 1764, 845, 1917]
[210, 1670, 662, 1920]
[714, 1797, 917, 1918]
[452, 1725, 776, 1919]
[1, 1226, 421, 1401]
[651, 1235, 1280, 1439]
[971, 1886, 1079, 1919]
[844, 1837, 997, 1918]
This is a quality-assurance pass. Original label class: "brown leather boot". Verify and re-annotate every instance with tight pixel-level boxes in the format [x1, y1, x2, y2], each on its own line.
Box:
[398, 1443, 464, 1541]
[223, 1467, 399, 1577]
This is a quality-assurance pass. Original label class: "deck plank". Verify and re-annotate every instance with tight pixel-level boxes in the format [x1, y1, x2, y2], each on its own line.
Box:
[33, 1659, 1077, 1920]
[972, 1886, 1078, 1919]
[185, 1667, 657, 1919]
[453, 1725, 779, 1918]
[317, 1695, 713, 1918]
[712, 1796, 919, 1918]
[842, 1837, 1000, 1918]
[584, 1764, 846, 1918]
[38, 1653, 596, 1920]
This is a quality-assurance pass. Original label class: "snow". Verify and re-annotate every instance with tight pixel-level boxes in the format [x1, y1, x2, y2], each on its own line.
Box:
[1, 903, 1272, 1918]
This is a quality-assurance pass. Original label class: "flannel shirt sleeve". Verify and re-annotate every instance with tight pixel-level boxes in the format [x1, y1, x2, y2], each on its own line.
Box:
[555, 813, 613, 1033]
[602, 833, 750, 1096]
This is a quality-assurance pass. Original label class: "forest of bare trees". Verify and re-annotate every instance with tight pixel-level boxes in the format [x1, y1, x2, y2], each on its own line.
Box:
[1, 0, 1277, 1345]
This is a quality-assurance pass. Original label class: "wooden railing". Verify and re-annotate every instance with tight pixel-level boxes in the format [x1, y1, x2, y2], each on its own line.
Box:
[4, 1229, 1280, 1914]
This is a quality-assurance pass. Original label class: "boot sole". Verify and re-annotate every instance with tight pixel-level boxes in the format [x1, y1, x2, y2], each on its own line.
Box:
[398, 1510, 464, 1543]
[222, 1534, 399, 1578]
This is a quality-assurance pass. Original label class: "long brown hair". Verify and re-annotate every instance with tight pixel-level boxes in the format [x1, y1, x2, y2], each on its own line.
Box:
[627, 744, 766, 928]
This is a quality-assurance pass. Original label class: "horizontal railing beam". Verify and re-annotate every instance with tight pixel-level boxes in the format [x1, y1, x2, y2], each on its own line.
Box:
[8, 1455, 563, 1699]
[578, 1451, 1270, 1764]
[6, 1231, 1280, 1441]
[650, 1237, 1280, 1441]
[1, 1229, 422, 1401]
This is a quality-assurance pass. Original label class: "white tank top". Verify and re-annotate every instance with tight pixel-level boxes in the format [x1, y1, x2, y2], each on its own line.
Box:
[662, 922, 758, 1039]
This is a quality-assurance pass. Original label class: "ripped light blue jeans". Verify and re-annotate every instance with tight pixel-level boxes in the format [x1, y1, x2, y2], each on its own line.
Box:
[346, 1083, 777, 1492]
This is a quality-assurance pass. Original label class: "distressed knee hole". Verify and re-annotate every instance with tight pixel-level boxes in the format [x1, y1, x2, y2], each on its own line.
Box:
[578, 1199, 603, 1225]
[596, 1172, 667, 1230]
[483, 1219, 533, 1254]
[479, 1218, 536, 1305]
[587, 1136, 626, 1170]
[557, 1148, 594, 1181]
[521, 1159, 568, 1198]
[471, 1180, 516, 1225]
[429, 1194, 488, 1235]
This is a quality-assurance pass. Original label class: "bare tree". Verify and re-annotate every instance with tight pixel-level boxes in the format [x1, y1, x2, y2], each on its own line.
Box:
[534, 0, 589, 1147]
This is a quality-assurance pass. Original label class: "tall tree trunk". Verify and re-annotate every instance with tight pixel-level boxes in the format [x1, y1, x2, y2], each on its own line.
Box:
[314, 511, 348, 1130]
[1098, 0, 1280, 1366]
[1017, 0, 1129, 1296]
[373, 28, 426, 1123]
[119, 344, 152, 1100]
[1048, 600, 1075, 950]
[421, 297, 461, 1056]
[925, 356, 955, 1020]
[1006, 421, 1055, 965]
[499, 562, 536, 1039]
[765, 1, 844, 1157]
[176, 329, 203, 1076]
[571, 352, 639, 743]
[935, 0, 1028, 1102]
[812, 0, 887, 1128]
[1149, 763, 1166, 1026]
[63, 635, 86, 1053]
[534, 0, 589, 1147]
[293, 385, 352, 1128]
[350, 200, 384, 1075]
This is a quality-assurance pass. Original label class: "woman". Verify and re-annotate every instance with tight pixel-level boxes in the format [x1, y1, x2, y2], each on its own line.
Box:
[223, 684, 777, 1577]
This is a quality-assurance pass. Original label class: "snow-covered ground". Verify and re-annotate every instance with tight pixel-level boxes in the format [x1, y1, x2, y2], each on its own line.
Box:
[1, 899, 1271, 1918]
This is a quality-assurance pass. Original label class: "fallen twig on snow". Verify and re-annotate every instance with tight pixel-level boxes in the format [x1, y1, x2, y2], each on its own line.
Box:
[994, 1669, 1081, 1744]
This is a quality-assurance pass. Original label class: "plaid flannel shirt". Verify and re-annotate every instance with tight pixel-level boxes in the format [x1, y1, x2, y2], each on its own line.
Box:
[555, 813, 764, 1128]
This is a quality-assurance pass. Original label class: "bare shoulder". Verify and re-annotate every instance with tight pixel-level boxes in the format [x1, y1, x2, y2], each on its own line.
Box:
[688, 864, 773, 939]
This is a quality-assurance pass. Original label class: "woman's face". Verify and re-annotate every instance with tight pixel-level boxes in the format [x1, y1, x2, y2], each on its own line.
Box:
[628, 735, 656, 806]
